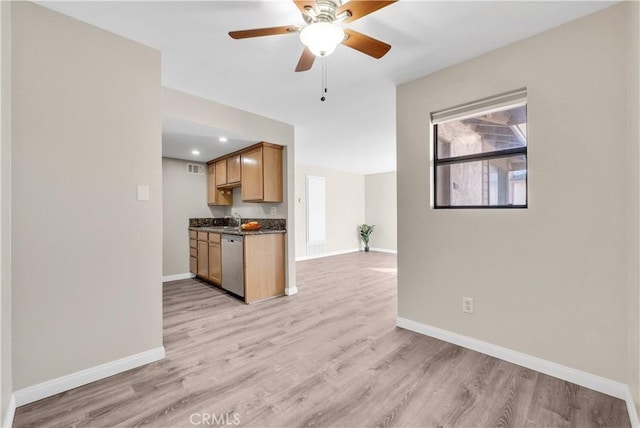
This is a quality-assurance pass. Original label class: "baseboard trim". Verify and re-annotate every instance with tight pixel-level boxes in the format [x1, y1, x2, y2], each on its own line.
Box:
[285, 286, 298, 296]
[625, 387, 640, 428]
[13, 346, 165, 407]
[397, 317, 640, 426]
[162, 273, 195, 282]
[295, 248, 360, 261]
[2, 394, 15, 428]
[397, 317, 628, 400]
[369, 248, 397, 254]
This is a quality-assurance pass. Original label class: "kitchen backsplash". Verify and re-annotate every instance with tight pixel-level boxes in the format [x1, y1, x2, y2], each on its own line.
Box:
[189, 217, 286, 230]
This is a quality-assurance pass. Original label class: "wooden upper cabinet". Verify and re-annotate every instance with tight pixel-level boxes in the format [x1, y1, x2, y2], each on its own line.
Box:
[241, 143, 283, 202]
[207, 163, 232, 206]
[207, 164, 216, 204]
[207, 142, 283, 204]
[241, 147, 264, 202]
[215, 159, 228, 187]
[227, 154, 241, 184]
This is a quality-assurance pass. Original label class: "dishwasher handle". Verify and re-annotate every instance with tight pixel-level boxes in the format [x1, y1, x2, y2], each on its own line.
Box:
[222, 234, 244, 243]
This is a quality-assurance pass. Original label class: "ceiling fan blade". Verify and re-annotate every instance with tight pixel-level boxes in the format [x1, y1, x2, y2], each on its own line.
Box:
[336, 0, 397, 24]
[295, 47, 315, 72]
[342, 29, 391, 59]
[229, 25, 300, 39]
[293, 0, 319, 16]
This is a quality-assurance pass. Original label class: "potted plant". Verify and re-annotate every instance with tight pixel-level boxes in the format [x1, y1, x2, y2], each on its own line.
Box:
[359, 224, 375, 252]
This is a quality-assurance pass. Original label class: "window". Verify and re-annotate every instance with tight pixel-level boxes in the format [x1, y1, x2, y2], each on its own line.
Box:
[432, 88, 527, 208]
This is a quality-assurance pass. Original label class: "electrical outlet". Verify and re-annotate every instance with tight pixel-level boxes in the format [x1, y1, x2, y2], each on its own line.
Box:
[462, 297, 474, 314]
[270, 207, 277, 215]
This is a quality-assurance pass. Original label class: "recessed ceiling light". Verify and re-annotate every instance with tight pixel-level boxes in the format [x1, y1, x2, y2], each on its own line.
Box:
[219, 137, 228, 143]
[191, 150, 200, 155]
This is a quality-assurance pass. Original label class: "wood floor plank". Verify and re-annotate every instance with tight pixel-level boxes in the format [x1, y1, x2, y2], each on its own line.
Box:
[13, 252, 631, 428]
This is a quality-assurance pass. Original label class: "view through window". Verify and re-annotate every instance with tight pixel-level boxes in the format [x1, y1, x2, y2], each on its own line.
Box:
[433, 94, 527, 208]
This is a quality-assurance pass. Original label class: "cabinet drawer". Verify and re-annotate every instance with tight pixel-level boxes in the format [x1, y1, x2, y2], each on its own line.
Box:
[197, 232, 208, 241]
[189, 231, 197, 240]
[190, 248, 197, 257]
[190, 256, 197, 274]
[190, 239, 197, 249]
[208, 233, 221, 243]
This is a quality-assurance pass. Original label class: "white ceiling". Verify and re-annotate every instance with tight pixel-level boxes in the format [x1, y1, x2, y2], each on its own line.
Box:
[40, 1, 615, 174]
[163, 117, 259, 163]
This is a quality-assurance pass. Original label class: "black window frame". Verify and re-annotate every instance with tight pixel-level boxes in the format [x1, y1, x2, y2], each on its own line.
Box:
[433, 108, 528, 210]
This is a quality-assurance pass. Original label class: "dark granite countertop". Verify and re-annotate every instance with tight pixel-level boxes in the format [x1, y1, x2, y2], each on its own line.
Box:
[189, 217, 286, 236]
[189, 226, 286, 236]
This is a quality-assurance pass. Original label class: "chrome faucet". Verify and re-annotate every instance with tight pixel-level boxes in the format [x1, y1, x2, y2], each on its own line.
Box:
[232, 213, 242, 227]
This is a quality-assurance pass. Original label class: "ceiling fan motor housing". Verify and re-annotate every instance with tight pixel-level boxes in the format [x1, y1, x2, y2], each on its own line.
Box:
[303, 0, 348, 24]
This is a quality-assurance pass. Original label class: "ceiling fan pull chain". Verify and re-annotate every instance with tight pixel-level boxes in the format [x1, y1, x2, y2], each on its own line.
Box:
[320, 59, 324, 101]
[321, 57, 327, 102]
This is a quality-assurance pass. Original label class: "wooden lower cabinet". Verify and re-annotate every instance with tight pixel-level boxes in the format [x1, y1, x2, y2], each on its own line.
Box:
[244, 233, 285, 303]
[190, 256, 197, 274]
[208, 234, 222, 285]
[191, 229, 285, 303]
[190, 233, 198, 274]
[197, 240, 208, 278]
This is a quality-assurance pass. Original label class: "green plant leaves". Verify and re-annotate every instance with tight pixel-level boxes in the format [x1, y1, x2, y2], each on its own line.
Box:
[359, 223, 375, 245]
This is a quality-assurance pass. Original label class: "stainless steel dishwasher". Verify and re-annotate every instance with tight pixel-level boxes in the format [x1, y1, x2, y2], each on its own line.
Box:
[221, 234, 244, 298]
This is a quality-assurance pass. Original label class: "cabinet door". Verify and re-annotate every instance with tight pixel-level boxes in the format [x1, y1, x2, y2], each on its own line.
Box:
[215, 159, 227, 186]
[262, 145, 283, 202]
[227, 155, 241, 184]
[208, 164, 233, 206]
[244, 234, 285, 303]
[207, 164, 216, 204]
[241, 147, 263, 201]
[197, 240, 209, 278]
[208, 242, 222, 285]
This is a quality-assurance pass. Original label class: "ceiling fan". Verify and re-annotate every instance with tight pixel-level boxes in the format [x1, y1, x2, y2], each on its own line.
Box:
[229, 0, 397, 72]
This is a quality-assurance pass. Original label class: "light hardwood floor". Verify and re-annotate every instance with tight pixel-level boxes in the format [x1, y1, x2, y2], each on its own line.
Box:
[14, 252, 630, 427]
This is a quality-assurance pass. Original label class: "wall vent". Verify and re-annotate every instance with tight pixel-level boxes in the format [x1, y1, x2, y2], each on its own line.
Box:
[187, 164, 204, 175]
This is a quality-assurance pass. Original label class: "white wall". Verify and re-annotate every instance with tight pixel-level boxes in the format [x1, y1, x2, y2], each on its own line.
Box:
[12, 2, 163, 390]
[227, 187, 286, 219]
[162, 158, 212, 277]
[397, 1, 636, 386]
[627, 0, 640, 412]
[365, 172, 397, 252]
[162, 88, 297, 294]
[0, 0, 11, 422]
[295, 163, 365, 258]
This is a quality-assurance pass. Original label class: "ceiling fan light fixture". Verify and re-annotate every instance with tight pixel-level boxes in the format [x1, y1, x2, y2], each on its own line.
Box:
[299, 22, 344, 57]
